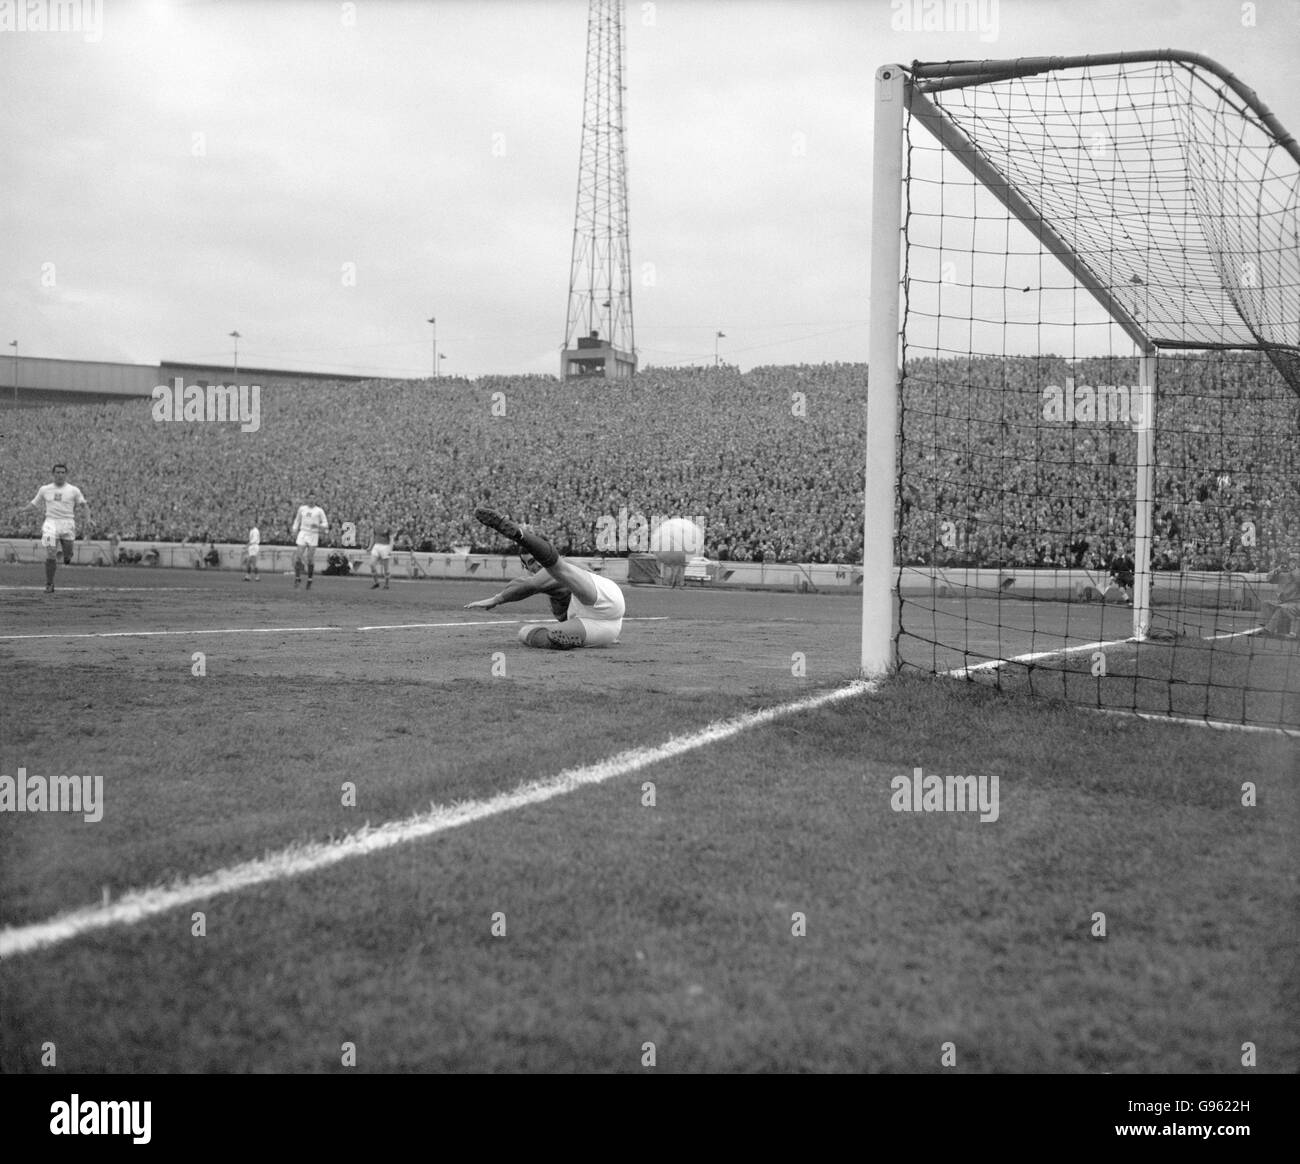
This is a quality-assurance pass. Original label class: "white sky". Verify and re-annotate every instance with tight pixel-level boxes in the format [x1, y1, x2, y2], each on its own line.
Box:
[2, 0, 1298, 378]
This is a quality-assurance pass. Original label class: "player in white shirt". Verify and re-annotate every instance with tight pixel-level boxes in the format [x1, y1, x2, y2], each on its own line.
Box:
[242, 522, 261, 581]
[467, 506, 624, 649]
[369, 526, 393, 590]
[17, 463, 92, 593]
[290, 496, 330, 590]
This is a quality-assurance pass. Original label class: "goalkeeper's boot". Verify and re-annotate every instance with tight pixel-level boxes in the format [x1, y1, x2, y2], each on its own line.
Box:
[474, 507, 559, 568]
[547, 627, 585, 650]
[523, 625, 584, 650]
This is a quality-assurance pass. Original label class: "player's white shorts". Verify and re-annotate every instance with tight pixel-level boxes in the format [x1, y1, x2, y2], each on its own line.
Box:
[246, 546, 260, 561]
[568, 572, 625, 646]
[370, 543, 393, 561]
[295, 532, 320, 549]
[41, 519, 75, 549]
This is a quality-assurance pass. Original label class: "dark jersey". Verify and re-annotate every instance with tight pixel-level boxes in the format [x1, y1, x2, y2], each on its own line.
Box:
[548, 588, 572, 620]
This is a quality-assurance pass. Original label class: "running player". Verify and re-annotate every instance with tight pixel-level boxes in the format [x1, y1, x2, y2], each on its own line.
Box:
[18, 463, 92, 593]
[467, 506, 624, 649]
[369, 526, 393, 590]
[290, 495, 330, 590]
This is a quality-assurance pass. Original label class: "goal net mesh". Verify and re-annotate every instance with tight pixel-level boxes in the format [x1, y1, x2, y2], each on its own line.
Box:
[895, 53, 1300, 730]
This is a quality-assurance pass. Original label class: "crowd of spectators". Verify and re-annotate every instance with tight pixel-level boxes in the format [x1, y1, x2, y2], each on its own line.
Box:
[899, 351, 1299, 573]
[1, 352, 1295, 572]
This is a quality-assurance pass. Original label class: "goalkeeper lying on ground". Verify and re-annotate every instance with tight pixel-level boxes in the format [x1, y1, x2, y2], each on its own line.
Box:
[465, 507, 625, 649]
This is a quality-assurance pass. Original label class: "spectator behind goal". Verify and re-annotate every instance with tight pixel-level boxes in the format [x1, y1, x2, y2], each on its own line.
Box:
[1259, 563, 1300, 637]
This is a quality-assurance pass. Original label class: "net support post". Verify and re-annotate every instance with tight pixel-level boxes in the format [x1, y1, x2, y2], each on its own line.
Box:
[1132, 348, 1157, 639]
[862, 64, 906, 677]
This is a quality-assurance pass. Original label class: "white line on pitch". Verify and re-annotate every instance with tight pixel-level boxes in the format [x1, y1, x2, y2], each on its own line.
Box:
[358, 615, 668, 630]
[0, 586, 210, 593]
[947, 635, 1130, 677]
[0, 616, 672, 641]
[1204, 626, 1263, 642]
[945, 631, 1298, 736]
[0, 678, 875, 959]
[0, 625, 345, 641]
[355, 619, 519, 630]
[1084, 705, 1300, 739]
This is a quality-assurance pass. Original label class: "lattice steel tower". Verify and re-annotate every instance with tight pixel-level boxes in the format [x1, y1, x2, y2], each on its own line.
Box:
[562, 0, 636, 380]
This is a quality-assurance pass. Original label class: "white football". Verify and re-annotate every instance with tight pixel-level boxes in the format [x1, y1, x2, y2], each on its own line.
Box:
[650, 517, 705, 560]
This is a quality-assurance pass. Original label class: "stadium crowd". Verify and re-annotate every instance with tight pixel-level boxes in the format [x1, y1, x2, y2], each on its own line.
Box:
[2, 353, 1296, 572]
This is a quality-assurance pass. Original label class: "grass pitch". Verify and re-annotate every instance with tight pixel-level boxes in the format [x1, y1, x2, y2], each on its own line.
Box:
[0, 565, 1296, 1073]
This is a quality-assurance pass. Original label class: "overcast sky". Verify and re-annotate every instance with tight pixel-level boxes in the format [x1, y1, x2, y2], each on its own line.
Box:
[3, 0, 1298, 378]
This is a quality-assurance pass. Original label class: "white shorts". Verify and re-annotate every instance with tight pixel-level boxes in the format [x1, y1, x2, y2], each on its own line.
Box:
[296, 533, 319, 549]
[42, 519, 75, 549]
[246, 547, 260, 560]
[568, 573, 625, 646]
[370, 543, 393, 561]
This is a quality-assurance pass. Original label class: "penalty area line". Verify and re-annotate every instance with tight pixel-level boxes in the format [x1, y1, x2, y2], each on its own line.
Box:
[355, 616, 669, 631]
[0, 625, 346, 641]
[0, 619, 539, 641]
[0, 617, 671, 642]
[0, 678, 875, 960]
[0, 586, 211, 593]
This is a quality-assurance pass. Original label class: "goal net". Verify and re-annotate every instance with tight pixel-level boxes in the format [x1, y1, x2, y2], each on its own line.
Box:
[864, 52, 1300, 732]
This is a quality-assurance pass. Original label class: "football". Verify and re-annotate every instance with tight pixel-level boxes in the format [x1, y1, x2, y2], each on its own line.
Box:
[649, 516, 705, 561]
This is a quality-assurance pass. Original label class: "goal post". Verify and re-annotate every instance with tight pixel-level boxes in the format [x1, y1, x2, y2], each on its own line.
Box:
[861, 64, 906, 677]
[863, 51, 1300, 730]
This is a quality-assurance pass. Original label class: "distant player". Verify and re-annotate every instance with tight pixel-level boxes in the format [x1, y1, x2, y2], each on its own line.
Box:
[369, 526, 393, 590]
[290, 495, 330, 590]
[1259, 562, 1300, 637]
[467, 506, 624, 649]
[243, 521, 261, 581]
[17, 463, 92, 593]
[1107, 552, 1135, 604]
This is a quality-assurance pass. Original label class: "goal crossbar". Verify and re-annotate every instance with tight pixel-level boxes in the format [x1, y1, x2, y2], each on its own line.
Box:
[906, 51, 1300, 383]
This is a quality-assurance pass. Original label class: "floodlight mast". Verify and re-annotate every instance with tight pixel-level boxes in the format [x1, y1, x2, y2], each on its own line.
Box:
[562, 0, 636, 381]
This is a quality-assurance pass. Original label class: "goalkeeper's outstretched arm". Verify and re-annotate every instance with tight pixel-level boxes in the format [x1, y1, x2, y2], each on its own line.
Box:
[464, 573, 564, 611]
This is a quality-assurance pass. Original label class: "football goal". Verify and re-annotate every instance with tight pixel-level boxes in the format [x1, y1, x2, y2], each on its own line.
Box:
[864, 51, 1300, 731]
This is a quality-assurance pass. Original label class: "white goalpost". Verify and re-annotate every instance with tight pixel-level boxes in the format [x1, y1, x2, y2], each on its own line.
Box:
[861, 64, 907, 678]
